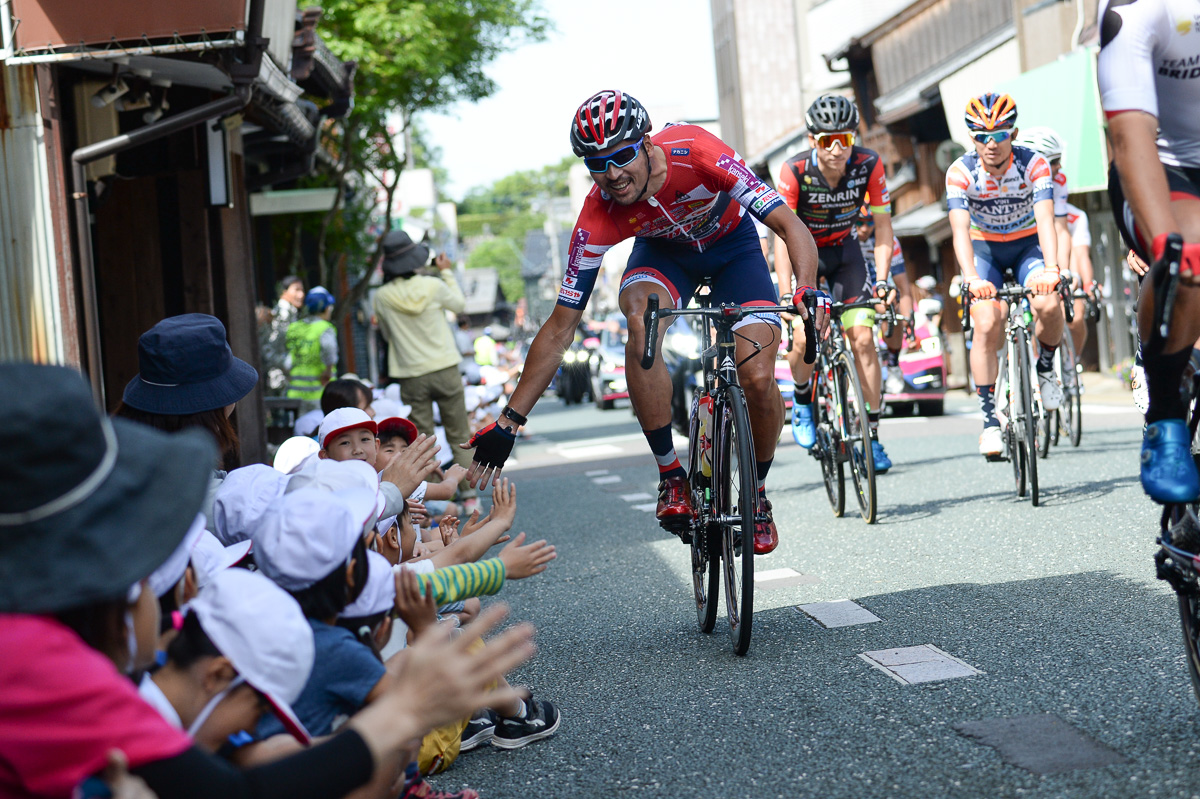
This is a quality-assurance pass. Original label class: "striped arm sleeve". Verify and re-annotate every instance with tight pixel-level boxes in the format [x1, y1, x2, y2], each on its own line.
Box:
[414, 558, 506, 604]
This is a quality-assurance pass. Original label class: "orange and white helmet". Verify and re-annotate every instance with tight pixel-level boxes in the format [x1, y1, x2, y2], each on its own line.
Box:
[964, 92, 1017, 132]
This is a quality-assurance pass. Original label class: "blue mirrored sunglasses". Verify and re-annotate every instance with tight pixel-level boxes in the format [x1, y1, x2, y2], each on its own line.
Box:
[972, 129, 1013, 144]
[584, 139, 643, 173]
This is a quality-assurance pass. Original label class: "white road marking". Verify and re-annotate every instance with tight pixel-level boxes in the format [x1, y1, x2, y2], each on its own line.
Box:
[585, 469, 609, 476]
[592, 475, 622, 484]
[859, 644, 983, 685]
[620, 493, 654, 502]
[563, 444, 624, 459]
[755, 567, 821, 589]
[797, 599, 881, 628]
[632, 503, 658, 512]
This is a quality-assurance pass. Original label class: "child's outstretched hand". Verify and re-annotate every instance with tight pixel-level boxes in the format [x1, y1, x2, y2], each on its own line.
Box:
[393, 567, 438, 638]
[443, 464, 468, 486]
[497, 532, 556, 579]
[438, 515, 460, 548]
[489, 478, 517, 530]
[461, 507, 487, 537]
[407, 499, 429, 525]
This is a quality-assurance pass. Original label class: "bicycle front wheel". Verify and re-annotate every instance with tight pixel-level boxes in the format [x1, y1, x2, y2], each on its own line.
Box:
[1016, 327, 1039, 506]
[686, 392, 719, 634]
[837, 351, 877, 524]
[1178, 591, 1200, 707]
[815, 359, 845, 517]
[1062, 335, 1083, 447]
[714, 386, 757, 656]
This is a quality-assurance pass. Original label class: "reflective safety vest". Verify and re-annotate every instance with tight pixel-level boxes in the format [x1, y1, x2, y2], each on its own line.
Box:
[473, 335, 497, 366]
[286, 319, 335, 400]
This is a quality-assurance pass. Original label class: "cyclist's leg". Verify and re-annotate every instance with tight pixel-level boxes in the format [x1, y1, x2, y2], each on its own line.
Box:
[968, 240, 1006, 438]
[619, 249, 696, 494]
[831, 237, 881, 414]
[1067, 246, 1093, 355]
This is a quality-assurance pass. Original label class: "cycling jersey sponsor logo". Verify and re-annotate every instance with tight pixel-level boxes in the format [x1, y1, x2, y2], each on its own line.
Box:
[714, 153, 760, 187]
[1158, 54, 1200, 78]
[558, 286, 582, 302]
[673, 185, 717, 204]
[671, 147, 690, 156]
[563, 275, 577, 288]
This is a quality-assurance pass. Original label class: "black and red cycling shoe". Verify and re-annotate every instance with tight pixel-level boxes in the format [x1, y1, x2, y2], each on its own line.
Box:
[656, 475, 694, 538]
[752, 496, 779, 555]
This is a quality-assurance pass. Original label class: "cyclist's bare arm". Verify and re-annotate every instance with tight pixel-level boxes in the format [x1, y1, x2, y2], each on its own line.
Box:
[872, 212, 896, 285]
[1055, 216, 1072, 274]
[948, 208, 980, 285]
[1110, 111, 1198, 247]
[764, 204, 818, 301]
[504, 304, 585, 426]
[1032, 199, 1059, 283]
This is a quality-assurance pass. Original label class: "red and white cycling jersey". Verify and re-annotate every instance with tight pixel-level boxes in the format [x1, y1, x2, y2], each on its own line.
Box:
[558, 124, 784, 309]
[1053, 170, 1069, 217]
[945, 146, 1055, 241]
[1098, 0, 1200, 168]
[1065, 202, 1092, 248]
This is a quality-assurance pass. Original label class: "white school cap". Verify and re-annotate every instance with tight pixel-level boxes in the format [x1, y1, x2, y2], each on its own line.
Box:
[147, 513, 207, 598]
[273, 436, 320, 475]
[317, 407, 377, 450]
[339, 550, 397, 618]
[253, 486, 378, 592]
[188, 568, 314, 744]
[286, 458, 383, 531]
[190, 531, 253, 591]
[212, 465, 289, 545]
[293, 409, 324, 438]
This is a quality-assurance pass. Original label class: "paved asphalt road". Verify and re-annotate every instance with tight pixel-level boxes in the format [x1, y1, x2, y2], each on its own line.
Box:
[435, 390, 1200, 799]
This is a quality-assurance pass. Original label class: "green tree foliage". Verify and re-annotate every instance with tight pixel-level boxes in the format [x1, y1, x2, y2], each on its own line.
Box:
[458, 155, 574, 215]
[283, 0, 549, 320]
[466, 238, 525, 302]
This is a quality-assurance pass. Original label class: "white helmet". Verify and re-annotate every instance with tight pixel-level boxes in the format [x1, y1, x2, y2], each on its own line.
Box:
[1016, 126, 1065, 162]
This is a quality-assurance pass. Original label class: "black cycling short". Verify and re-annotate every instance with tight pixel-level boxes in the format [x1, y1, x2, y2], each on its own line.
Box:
[816, 236, 870, 304]
[1109, 160, 1200, 264]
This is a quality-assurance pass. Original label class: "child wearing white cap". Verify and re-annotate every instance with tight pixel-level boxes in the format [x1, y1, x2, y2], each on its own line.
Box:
[211, 464, 289, 545]
[317, 407, 378, 467]
[138, 569, 315, 753]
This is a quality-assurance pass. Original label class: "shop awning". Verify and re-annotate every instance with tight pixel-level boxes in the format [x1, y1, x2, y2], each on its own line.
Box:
[892, 202, 951, 243]
[993, 47, 1108, 192]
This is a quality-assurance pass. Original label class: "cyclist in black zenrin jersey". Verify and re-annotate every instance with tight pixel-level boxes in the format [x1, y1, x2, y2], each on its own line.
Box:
[776, 94, 895, 473]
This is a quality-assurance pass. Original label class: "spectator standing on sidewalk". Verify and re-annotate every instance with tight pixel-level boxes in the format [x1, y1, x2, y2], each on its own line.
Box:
[373, 230, 477, 506]
[259, 276, 305, 394]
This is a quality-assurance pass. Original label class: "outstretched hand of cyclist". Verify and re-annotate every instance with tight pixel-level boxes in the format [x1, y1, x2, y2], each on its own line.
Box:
[462, 421, 516, 490]
[791, 286, 832, 335]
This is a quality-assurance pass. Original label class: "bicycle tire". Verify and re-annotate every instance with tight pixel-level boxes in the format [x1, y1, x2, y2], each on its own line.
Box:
[1066, 345, 1083, 448]
[1038, 410, 1052, 459]
[816, 359, 845, 517]
[837, 350, 877, 524]
[1016, 327, 1039, 506]
[715, 386, 756, 656]
[999, 345, 1025, 497]
[686, 391, 719, 634]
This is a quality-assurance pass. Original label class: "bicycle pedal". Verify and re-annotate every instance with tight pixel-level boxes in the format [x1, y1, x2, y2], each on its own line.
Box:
[984, 453, 1006, 463]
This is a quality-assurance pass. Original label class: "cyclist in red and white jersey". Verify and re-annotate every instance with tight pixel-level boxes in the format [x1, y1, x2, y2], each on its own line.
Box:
[1018, 127, 1074, 286]
[462, 90, 824, 555]
[1099, 0, 1200, 503]
[1062, 203, 1099, 357]
[776, 95, 895, 473]
[945, 92, 1065, 459]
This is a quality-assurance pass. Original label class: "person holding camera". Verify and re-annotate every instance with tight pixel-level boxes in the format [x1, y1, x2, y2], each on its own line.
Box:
[373, 230, 477, 506]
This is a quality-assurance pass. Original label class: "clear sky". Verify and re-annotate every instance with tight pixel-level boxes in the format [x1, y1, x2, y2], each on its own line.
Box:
[421, 0, 719, 201]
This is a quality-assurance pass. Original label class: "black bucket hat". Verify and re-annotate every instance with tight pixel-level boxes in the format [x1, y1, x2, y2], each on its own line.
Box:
[381, 230, 429, 280]
[0, 364, 216, 613]
[122, 313, 259, 415]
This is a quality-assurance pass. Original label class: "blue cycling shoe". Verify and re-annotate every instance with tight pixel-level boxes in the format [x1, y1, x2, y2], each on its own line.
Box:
[1141, 420, 1200, 503]
[871, 439, 892, 473]
[791, 402, 816, 449]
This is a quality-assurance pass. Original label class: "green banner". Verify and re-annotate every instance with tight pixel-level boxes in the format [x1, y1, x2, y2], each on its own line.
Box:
[996, 47, 1108, 192]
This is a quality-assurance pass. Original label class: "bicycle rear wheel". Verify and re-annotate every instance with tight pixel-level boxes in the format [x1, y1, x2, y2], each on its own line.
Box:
[815, 360, 845, 517]
[1016, 327, 1039, 506]
[1038, 411, 1052, 459]
[686, 392, 719, 634]
[1062, 337, 1083, 447]
[715, 387, 756, 656]
[1178, 590, 1200, 706]
[838, 351, 877, 524]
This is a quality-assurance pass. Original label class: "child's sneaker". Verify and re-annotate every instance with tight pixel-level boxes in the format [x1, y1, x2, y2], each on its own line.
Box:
[459, 709, 497, 752]
[490, 697, 561, 749]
